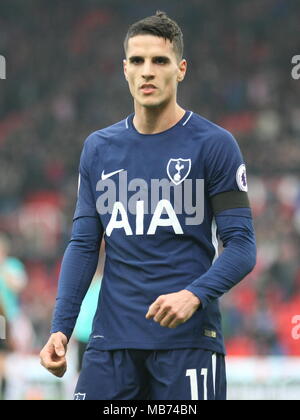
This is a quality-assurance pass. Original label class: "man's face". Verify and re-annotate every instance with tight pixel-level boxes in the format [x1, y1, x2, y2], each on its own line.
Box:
[124, 35, 187, 109]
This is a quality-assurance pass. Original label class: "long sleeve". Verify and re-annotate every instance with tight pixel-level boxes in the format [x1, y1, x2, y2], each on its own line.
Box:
[186, 207, 256, 309]
[51, 216, 103, 339]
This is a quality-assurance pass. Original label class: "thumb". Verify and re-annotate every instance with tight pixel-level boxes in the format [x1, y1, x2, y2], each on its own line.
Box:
[54, 340, 65, 357]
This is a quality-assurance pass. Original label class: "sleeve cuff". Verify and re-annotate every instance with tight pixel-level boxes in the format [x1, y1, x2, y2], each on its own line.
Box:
[50, 327, 73, 342]
[185, 285, 210, 310]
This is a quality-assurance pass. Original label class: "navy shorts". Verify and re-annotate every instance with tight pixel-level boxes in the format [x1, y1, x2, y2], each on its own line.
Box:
[74, 347, 226, 400]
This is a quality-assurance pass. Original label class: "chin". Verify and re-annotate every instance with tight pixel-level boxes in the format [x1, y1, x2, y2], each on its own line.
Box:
[138, 97, 168, 109]
[142, 102, 161, 109]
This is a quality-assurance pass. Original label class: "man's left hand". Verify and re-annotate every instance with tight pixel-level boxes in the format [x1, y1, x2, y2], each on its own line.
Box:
[145, 290, 201, 328]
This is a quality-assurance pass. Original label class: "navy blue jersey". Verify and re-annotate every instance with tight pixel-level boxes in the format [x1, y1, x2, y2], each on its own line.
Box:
[51, 110, 256, 355]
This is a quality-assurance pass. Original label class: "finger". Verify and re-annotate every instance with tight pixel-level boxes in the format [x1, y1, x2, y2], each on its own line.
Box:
[40, 347, 66, 368]
[40, 350, 55, 368]
[168, 316, 186, 329]
[145, 300, 161, 319]
[41, 357, 66, 370]
[160, 313, 177, 328]
[53, 339, 65, 357]
[48, 364, 66, 378]
[41, 350, 64, 368]
[153, 307, 169, 323]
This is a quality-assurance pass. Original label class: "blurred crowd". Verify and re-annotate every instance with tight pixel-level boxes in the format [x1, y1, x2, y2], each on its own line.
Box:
[0, 0, 300, 379]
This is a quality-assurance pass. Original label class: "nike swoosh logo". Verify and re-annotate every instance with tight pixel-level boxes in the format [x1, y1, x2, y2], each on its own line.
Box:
[101, 169, 124, 180]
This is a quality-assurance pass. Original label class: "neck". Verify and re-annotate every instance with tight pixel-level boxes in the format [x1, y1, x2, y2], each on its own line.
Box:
[133, 101, 186, 135]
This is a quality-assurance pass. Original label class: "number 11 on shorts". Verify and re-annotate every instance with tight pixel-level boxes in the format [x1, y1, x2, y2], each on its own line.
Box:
[186, 368, 208, 400]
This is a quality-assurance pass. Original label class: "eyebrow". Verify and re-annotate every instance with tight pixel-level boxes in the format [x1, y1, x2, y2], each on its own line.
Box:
[128, 55, 171, 62]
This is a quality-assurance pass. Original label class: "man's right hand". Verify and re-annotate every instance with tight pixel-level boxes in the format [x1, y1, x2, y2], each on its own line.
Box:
[40, 332, 68, 378]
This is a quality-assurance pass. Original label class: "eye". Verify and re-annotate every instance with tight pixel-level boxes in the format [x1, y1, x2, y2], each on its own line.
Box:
[130, 57, 143, 64]
[154, 57, 169, 64]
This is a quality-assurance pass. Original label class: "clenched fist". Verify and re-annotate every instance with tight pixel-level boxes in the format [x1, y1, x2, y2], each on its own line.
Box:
[145, 289, 201, 328]
[40, 332, 68, 378]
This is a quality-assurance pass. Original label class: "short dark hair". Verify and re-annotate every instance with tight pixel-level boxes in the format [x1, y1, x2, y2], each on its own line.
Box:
[124, 11, 184, 61]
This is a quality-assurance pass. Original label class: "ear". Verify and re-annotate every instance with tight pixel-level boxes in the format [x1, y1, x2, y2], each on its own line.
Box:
[177, 59, 187, 82]
[123, 59, 128, 81]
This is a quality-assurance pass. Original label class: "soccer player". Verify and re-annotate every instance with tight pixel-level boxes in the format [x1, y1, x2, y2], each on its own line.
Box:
[40, 11, 256, 400]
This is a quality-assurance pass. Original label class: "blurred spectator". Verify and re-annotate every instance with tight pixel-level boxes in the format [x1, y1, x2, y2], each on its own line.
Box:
[0, 233, 27, 334]
[0, 232, 30, 398]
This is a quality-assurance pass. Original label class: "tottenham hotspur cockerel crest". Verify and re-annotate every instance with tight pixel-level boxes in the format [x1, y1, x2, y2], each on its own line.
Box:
[167, 158, 191, 186]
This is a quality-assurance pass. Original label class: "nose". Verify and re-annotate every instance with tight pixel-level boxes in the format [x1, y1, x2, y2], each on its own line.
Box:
[141, 60, 155, 80]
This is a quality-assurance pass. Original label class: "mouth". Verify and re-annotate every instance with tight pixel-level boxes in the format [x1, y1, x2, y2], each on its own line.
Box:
[140, 84, 157, 94]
